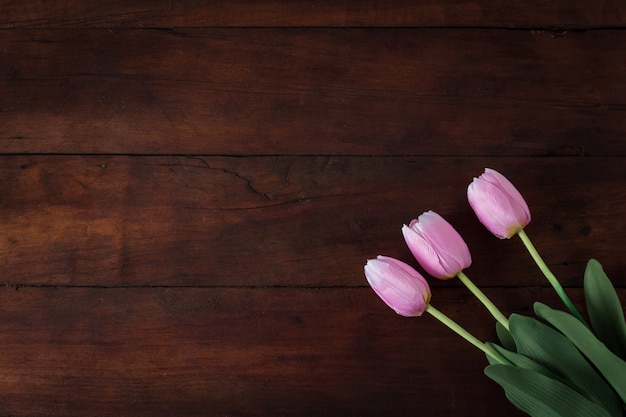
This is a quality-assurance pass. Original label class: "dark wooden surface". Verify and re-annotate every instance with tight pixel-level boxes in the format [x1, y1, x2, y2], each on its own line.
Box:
[1, 2, 625, 416]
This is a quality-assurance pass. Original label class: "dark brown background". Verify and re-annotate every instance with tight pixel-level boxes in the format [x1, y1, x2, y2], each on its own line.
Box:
[1, 2, 625, 416]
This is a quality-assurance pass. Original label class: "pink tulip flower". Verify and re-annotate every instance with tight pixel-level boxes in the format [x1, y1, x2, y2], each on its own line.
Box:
[364, 256, 431, 317]
[402, 211, 472, 279]
[467, 168, 531, 239]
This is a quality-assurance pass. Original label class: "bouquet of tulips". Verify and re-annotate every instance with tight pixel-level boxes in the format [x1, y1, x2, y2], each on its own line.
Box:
[364, 169, 626, 417]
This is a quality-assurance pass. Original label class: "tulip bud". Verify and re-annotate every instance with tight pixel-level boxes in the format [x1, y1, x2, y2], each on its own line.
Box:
[364, 256, 431, 317]
[402, 211, 472, 279]
[467, 168, 531, 239]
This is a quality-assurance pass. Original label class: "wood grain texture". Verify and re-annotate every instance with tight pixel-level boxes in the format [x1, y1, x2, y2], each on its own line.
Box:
[0, 0, 625, 28]
[2, 2, 626, 416]
[2, 29, 625, 155]
[0, 286, 597, 417]
[1, 155, 625, 288]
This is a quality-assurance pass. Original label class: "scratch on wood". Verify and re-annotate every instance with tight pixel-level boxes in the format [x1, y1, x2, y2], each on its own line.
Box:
[183, 156, 271, 201]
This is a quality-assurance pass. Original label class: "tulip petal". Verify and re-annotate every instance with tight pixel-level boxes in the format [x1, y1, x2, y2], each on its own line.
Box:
[484, 168, 531, 222]
[402, 225, 449, 278]
[469, 180, 523, 238]
[403, 211, 471, 279]
[416, 212, 472, 273]
[364, 256, 430, 317]
[468, 169, 531, 239]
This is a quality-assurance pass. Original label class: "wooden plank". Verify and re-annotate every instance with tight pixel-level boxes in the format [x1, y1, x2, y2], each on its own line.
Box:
[0, 0, 625, 28]
[1, 155, 625, 288]
[0, 285, 594, 417]
[2, 28, 625, 156]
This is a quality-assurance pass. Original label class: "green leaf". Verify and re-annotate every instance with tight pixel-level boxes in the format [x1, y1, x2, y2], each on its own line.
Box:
[584, 259, 626, 360]
[507, 313, 622, 416]
[496, 321, 516, 352]
[485, 365, 615, 417]
[487, 342, 560, 379]
[535, 302, 626, 405]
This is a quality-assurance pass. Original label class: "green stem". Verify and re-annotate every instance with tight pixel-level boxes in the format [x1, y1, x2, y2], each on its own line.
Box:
[426, 305, 509, 364]
[517, 229, 587, 325]
[457, 271, 509, 331]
